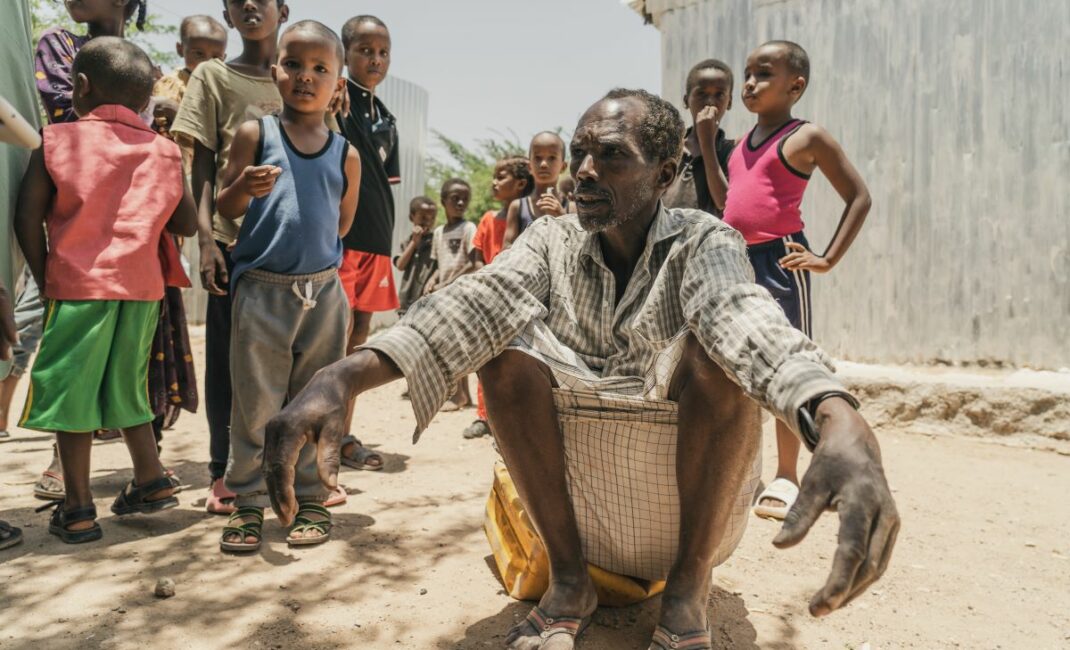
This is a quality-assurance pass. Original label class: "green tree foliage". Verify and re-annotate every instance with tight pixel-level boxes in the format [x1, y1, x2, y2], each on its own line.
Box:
[424, 130, 527, 224]
[30, 0, 178, 67]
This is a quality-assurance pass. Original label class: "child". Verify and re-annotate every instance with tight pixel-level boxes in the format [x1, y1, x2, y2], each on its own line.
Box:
[152, 15, 228, 143]
[715, 41, 871, 520]
[663, 58, 736, 215]
[464, 157, 533, 439]
[35, 0, 148, 125]
[170, 0, 290, 514]
[427, 178, 478, 411]
[394, 196, 439, 316]
[214, 20, 360, 552]
[502, 132, 569, 248]
[14, 38, 198, 543]
[334, 14, 399, 472]
[557, 175, 576, 206]
[21, 0, 150, 501]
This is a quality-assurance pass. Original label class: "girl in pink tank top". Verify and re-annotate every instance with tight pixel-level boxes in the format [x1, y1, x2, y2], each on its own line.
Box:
[723, 119, 810, 245]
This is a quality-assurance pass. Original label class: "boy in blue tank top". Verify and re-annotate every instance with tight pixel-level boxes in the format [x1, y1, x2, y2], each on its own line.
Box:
[213, 21, 362, 553]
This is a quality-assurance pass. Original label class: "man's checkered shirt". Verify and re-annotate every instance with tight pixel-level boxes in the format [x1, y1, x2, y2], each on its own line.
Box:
[363, 204, 849, 441]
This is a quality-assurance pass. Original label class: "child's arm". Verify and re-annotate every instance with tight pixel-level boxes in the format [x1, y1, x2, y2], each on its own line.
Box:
[190, 140, 229, 295]
[502, 199, 521, 249]
[338, 145, 361, 238]
[471, 249, 486, 272]
[166, 182, 199, 237]
[13, 148, 55, 294]
[779, 125, 872, 273]
[422, 270, 439, 296]
[216, 121, 281, 221]
[695, 106, 729, 210]
[395, 227, 427, 271]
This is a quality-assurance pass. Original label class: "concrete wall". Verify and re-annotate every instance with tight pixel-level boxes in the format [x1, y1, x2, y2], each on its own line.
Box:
[646, 0, 1070, 368]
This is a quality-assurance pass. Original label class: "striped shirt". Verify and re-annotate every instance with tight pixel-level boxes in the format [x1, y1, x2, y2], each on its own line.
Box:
[363, 204, 850, 441]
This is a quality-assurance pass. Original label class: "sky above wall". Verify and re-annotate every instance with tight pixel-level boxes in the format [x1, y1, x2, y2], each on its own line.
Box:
[143, 0, 662, 149]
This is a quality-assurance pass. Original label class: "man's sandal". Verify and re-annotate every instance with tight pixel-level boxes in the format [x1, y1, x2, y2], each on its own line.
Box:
[36, 500, 103, 544]
[110, 477, 179, 516]
[220, 506, 264, 553]
[0, 520, 23, 550]
[505, 605, 592, 647]
[286, 503, 332, 547]
[648, 625, 712, 650]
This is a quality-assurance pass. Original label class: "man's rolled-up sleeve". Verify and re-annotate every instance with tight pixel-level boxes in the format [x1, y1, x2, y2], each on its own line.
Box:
[681, 227, 853, 436]
[361, 221, 554, 439]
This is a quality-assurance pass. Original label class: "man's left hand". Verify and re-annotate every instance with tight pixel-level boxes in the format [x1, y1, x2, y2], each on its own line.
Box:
[773, 397, 900, 617]
[779, 241, 832, 273]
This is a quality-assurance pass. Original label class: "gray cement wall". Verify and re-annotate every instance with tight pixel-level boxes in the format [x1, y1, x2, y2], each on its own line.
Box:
[646, 0, 1070, 368]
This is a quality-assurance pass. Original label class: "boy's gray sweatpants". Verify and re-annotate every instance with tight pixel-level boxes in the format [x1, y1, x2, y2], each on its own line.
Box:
[225, 268, 349, 507]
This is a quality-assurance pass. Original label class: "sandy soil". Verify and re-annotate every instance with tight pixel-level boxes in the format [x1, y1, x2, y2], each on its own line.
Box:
[1, 332, 1068, 649]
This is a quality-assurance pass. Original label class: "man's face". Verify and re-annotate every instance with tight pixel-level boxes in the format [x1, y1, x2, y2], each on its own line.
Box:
[411, 205, 437, 230]
[180, 32, 227, 72]
[741, 44, 803, 114]
[529, 134, 566, 186]
[685, 68, 732, 121]
[442, 184, 470, 220]
[224, 0, 288, 41]
[273, 34, 343, 115]
[346, 24, 391, 89]
[569, 98, 670, 232]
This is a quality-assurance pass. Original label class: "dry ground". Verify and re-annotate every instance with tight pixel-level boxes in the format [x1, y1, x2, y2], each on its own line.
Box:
[1, 331, 1067, 649]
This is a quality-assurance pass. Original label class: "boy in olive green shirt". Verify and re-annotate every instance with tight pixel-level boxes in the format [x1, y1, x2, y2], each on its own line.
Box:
[169, 0, 289, 515]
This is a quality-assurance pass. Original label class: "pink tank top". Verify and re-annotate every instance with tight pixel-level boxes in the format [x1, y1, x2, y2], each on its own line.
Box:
[723, 119, 809, 245]
[43, 105, 183, 301]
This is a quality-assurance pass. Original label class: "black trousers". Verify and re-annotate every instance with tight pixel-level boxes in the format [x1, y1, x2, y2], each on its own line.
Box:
[205, 241, 235, 480]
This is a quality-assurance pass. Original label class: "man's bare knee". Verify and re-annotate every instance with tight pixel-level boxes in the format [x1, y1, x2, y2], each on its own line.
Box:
[478, 351, 554, 401]
[671, 336, 756, 419]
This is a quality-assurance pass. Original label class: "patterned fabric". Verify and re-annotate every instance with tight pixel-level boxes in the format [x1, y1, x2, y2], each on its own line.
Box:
[152, 68, 191, 104]
[148, 285, 198, 426]
[363, 204, 851, 442]
[540, 331, 760, 579]
[34, 28, 88, 124]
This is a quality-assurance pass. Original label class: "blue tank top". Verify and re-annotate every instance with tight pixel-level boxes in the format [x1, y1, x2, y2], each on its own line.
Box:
[518, 194, 571, 235]
[231, 116, 348, 286]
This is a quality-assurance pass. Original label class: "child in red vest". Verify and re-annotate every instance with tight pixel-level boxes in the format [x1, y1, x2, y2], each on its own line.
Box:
[14, 38, 197, 543]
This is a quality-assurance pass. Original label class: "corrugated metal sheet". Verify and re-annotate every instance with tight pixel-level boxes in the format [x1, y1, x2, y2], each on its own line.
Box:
[372, 76, 430, 329]
[649, 0, 1070, 368]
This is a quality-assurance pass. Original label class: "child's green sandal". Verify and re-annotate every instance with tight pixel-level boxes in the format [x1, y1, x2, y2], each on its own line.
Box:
[220, 506, 264, 553]
[286, 502, 332, 547]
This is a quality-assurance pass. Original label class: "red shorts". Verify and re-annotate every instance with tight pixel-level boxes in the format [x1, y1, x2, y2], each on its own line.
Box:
[338, 250, 400, 312]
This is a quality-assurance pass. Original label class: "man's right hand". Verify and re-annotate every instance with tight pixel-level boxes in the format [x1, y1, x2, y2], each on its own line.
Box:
[199, 241, 229, 296]
[264, 365, 351, 525]
[694, 105, 722, 146]
[410, 226, 427, 242]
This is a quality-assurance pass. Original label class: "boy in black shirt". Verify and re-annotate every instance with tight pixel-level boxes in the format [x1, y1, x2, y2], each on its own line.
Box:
[335, 14, 399, 471]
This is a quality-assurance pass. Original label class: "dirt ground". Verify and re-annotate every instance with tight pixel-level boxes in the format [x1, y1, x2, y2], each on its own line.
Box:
[1, 331, 1068, 649]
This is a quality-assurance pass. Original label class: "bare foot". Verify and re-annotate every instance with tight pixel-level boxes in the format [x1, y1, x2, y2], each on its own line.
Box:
[505, 576, 598, 649]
